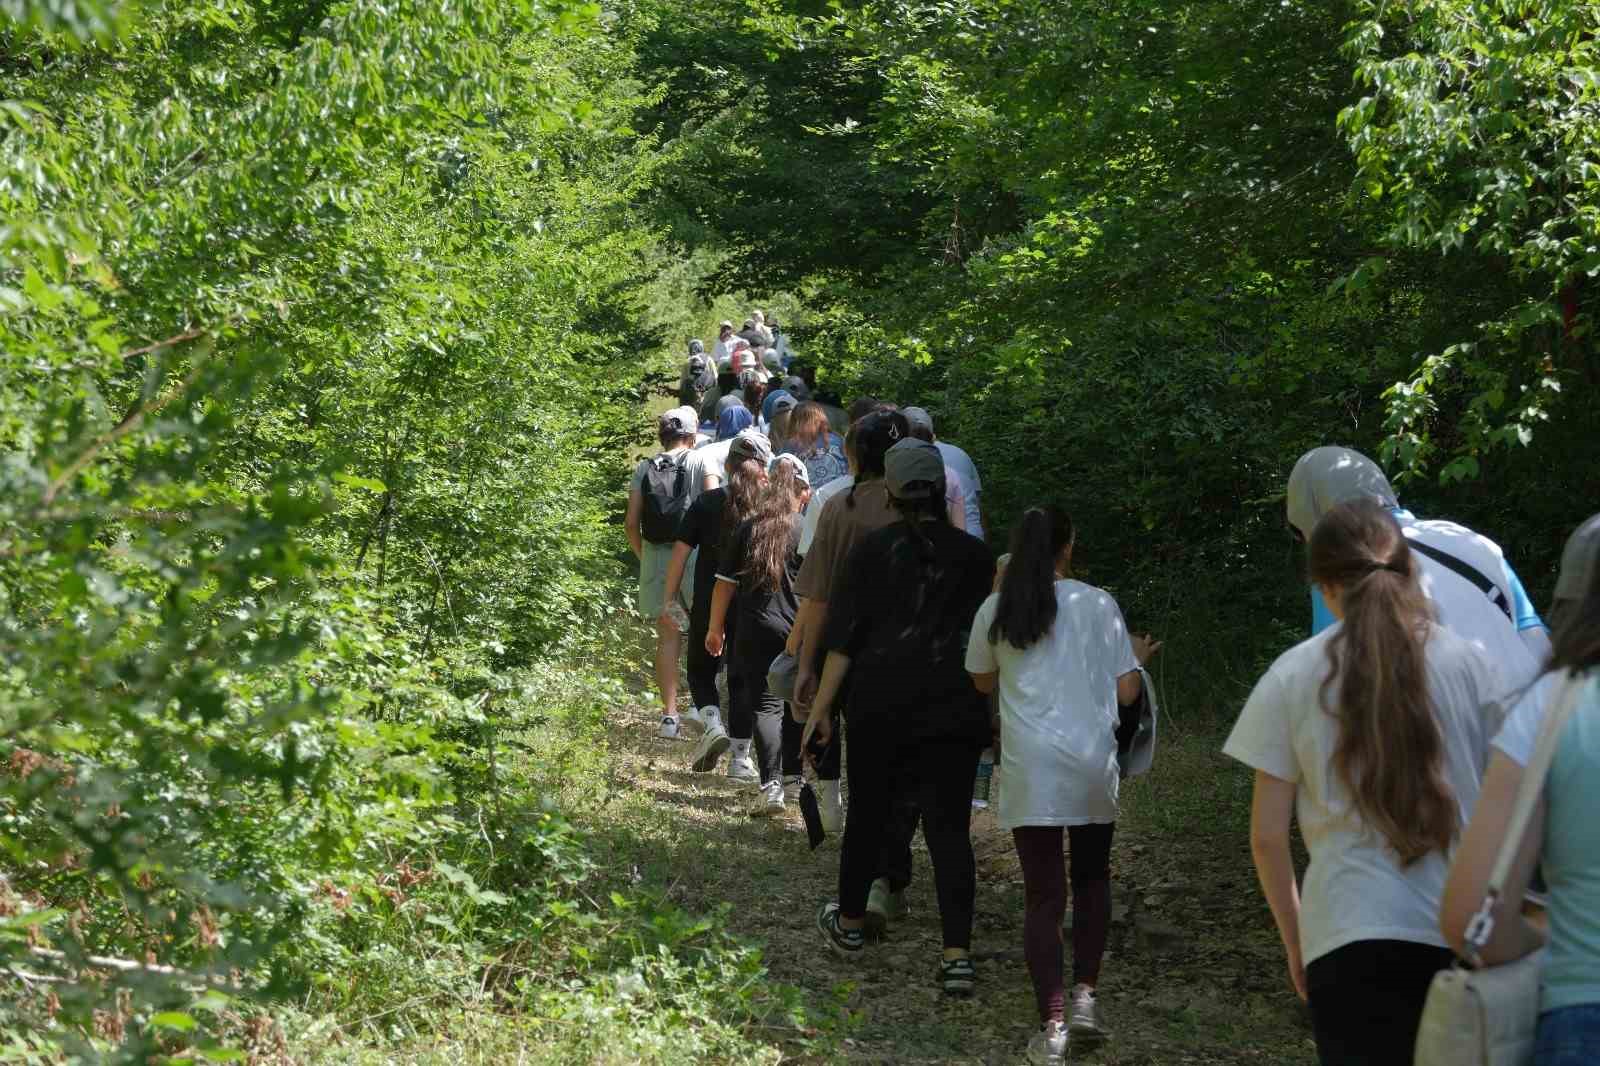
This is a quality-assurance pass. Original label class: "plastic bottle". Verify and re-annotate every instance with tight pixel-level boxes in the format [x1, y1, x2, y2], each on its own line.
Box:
[972, 747, 994, 809]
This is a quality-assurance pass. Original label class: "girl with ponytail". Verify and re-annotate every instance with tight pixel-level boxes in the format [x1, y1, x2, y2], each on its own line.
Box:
[965, 506, 1160, 1062]
[1225, 499, 1500, 1066]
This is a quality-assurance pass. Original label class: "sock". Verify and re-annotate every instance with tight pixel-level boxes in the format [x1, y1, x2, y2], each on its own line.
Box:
[731, 738, 751, 761]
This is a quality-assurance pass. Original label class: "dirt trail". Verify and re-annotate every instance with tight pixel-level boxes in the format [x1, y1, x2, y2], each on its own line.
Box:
[601, 698, 1318, 1064]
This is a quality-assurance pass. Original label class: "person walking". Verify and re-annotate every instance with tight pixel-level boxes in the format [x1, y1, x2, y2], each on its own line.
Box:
[687, 405, 756, 493]
[668, 430, 772, 779]
[779, 401, 849, 490]
[1225, 499, 1501, 1066]
[706, 454, 812, 815]
[964, 506, 1161, 1062]
[790, 409, 908, 831]
[679, 340, 715, 410]
[1441, 512, 1600, 1065]
[625, 406, 706, 738]
[803, 439, 995, 997]
[904, 406, 984, 540]
[1286, 446, 1550, 685]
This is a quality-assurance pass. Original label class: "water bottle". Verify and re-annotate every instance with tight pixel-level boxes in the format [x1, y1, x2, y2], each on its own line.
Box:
[972, 747, 994, 809]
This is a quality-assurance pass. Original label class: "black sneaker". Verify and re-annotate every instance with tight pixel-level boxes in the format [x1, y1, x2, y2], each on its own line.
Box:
[817, 902, 865, 959]
[938, 956, 976, 997]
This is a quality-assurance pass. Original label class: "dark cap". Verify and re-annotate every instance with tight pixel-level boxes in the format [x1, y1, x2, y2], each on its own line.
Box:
[884, 439, 945, 500]
[728, 429, 773, 467]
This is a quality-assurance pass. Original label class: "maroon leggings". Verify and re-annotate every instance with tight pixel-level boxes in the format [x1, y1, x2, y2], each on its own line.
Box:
[1012, 824, 1115, 1024]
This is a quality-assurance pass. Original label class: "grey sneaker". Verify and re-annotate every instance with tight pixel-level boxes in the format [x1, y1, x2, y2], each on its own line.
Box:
[751, 778, 786, 817]
[726, 754, 759, 784]
[1026, 1021, 1068, 1065]
[657, 715, 680, 740]
[690, 726, 730, 773]
[864, 878, 906, 939]
[1067, 984, 1109, 1043]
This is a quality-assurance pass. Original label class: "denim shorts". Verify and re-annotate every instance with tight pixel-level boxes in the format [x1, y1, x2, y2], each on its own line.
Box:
[1537, 1003, 1600, 1065]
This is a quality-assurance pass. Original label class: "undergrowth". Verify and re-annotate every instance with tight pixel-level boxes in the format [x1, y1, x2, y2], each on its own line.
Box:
[265, 642, 845, 1066]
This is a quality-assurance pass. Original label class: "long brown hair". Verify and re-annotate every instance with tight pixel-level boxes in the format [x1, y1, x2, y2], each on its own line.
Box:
[741, 461, 808, 595]
[721, 456, 765, 548]
[786, 402, 832, 455]
[1309, 499, 1455, 867]
[1550, 531, 1600, 675]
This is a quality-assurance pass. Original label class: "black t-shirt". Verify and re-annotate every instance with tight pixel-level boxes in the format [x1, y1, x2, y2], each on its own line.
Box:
[675, 487, 729, 610]
[719, 514, 802, 644]
[823, 519, 995, 742]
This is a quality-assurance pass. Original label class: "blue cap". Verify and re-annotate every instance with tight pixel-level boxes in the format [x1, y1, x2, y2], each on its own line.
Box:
[716, 405, 754, 441]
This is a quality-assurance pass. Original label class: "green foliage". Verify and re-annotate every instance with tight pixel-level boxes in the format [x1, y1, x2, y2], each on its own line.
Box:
[1339, 0, 1598, 474]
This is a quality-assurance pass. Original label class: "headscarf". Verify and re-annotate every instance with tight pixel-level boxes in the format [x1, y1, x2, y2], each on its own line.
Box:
[716, 404, 754, 442]
[761, 388, 792, 425]
[1285, 446, 1399, 540]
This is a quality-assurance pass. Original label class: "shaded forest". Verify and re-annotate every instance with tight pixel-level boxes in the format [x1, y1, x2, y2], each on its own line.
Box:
[1, 0, 1596, 1060]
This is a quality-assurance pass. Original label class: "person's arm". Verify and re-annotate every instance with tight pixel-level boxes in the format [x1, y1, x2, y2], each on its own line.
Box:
[1250, 770, 1308, 1002]
[1116, 634, 1163, 705]
[1440, 751, 1548, 965]
[626, 486, 644, 559]
[970, 670, 998, 694]
[794, 600, 829, 707]
[1500, 558, 1552, 661]
[801, 649, 851, 755]
[786, 596, 818, 657]
[948, 496, 966, 531]
[705, 578, 736, 657]
[660, 541, 692, 626]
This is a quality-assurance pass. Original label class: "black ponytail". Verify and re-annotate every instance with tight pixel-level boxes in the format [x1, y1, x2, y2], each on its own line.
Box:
[990, 506, 1073, 649]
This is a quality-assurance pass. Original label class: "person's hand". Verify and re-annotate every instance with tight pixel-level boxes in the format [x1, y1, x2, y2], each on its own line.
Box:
[705, 628, 725, 657]
[1284, 944, 1307, 1003]
[1132, 633, 1164, 667]
[800, 709, 833, 768]
[794, 666, 818, 710]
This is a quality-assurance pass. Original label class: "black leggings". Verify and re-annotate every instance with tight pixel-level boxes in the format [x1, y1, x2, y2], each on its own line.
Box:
[730, 626, 787, 784]
[685, 581, 723, 712]
[838, 720, 980, 949]
[1306, 939, 1454, 1066]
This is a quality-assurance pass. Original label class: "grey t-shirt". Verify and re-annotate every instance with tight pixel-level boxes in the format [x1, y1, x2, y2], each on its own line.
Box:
[936, 441, 983, 539]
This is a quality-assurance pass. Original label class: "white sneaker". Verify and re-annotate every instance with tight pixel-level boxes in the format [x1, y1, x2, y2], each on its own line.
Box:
[782, 774, 803, 804]
[690, 725, 730, 773]
[726, 755, 759, 783]
[815, 779, 843, 833]
[657, 715, 680, 740]
[1067, 984, 1109, 1043]
[1026, 1021, 1068, 1065]
[752, 779, 786, 817]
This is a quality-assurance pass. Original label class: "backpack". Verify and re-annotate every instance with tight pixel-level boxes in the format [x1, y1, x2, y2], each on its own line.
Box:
[640, 451, 691, 544]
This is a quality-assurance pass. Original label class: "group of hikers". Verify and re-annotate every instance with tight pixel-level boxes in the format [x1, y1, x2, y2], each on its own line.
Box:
[626, 324, 1600, 1066]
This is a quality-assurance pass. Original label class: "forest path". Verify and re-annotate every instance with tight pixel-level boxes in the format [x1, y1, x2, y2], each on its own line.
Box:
[589, 693, 1320, 1064]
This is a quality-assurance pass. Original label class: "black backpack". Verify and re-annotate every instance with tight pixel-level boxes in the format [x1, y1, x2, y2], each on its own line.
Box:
[640, 451, 691, 544]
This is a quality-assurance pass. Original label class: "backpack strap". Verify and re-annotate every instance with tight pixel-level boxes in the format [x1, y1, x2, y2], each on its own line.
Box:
[1406, 537, 1514, 623]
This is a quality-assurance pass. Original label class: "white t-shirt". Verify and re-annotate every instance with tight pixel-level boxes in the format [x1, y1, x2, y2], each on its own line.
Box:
[936, 441, 983, 539]
[965, 580, 1138, 829]
[686, 439, 733, 490]
[799, 474, 854, 555]
[1223, 625, 1500, 965]
[713, 338, 738, 369]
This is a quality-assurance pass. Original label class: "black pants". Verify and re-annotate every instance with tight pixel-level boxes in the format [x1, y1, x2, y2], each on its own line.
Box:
[685, 581, 723, 712]
[730, 626, 787, 784]
[880, 793, 920, 892]
[838, 720, 980, 949]
[1306, 939, 1454, 1066]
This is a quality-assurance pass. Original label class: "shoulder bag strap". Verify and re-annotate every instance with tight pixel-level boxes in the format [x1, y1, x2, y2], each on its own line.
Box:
[1465, 672, 1588, 961]
[1406, 537, 1514, 622]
